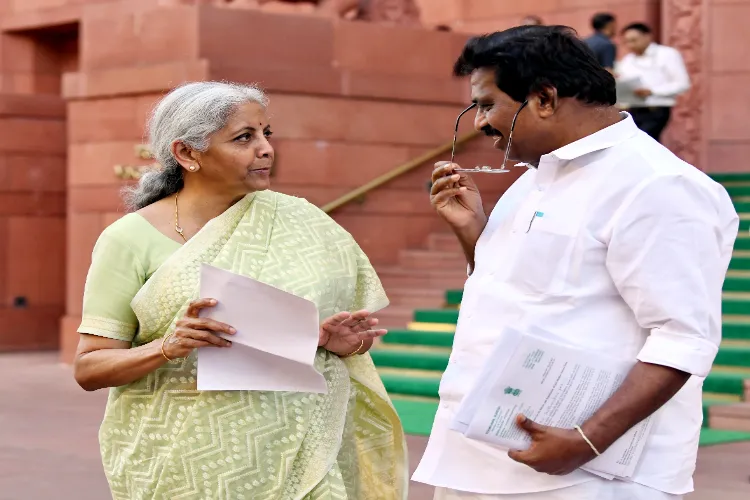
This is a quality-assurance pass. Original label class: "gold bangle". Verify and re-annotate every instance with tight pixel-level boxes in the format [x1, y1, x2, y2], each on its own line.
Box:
[342, 339, 365, 358]
[574, 425, 601, 456]
[161, 332, 175, 362]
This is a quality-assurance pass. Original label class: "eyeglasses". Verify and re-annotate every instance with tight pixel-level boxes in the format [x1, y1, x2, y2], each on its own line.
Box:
[450, 100, 529, 174]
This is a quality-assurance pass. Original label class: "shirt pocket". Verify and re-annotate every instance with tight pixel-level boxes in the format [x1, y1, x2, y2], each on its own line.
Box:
[505, 217, 577, 296]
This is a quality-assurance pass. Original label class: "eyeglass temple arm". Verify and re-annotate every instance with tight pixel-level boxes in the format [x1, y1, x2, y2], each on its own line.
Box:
[450, 103, 477, 164]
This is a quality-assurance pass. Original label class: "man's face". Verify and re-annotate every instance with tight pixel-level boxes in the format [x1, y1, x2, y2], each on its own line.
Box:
[469, 67, 551, 166]
[622, 29, 651, 55]
[602, 21, 617, 39]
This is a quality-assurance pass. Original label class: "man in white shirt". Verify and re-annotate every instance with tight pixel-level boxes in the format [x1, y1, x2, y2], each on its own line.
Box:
[616, 22, 691, 142]
[412, 25, 738, 500]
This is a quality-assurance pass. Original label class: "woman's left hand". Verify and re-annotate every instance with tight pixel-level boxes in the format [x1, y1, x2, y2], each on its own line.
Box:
[319, 310, 387, 357]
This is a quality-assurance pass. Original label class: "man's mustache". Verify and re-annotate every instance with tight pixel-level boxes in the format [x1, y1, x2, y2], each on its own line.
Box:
[482, 125, 502, 137]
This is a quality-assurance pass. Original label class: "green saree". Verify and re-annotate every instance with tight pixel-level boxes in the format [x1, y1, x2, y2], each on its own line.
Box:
[98, 191, 407, 499]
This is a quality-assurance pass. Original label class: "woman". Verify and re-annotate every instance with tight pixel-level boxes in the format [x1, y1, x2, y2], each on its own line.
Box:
[72, 81, 407, 500]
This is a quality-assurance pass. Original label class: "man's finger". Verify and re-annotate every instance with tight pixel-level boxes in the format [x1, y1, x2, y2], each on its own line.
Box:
[507, 449, 532, 465]
[431, 162, 456, 182]
[432, 188, 466, 206]
[516, 414, 546, 435]
[429, 174, 459, 196]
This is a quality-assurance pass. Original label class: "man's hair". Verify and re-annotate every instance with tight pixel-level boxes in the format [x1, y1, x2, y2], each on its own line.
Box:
[453, 26, 616, 106]
[622, 22, 651, 35]
[591, 13, 615, 31]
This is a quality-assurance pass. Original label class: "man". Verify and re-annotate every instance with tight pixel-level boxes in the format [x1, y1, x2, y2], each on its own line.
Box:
[412, 26, 738, 500]
[584, 12, 617, 71]
[617, 22, 691, 142]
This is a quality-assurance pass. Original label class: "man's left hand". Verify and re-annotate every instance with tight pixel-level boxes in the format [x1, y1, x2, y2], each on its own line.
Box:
[507, 415, 597, 475]
[634, 88, 653, 98]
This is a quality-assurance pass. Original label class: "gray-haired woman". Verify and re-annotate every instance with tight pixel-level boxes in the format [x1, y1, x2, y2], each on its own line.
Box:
[72, 81, 407, 500]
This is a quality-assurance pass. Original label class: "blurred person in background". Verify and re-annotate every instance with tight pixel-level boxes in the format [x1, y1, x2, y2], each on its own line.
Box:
[617, 22, 691, 142]
[521, 15, 543, 26]
[584, 12, 617, 72]
[72, 81, 406, 500]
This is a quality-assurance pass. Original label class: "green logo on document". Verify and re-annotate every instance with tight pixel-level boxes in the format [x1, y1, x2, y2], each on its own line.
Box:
[504, 387, 522, 397]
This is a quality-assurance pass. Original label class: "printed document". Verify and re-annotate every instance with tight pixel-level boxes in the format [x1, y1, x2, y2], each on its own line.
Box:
[452, 328, 653, 479]
[616, 76, 646, 107]
[196, 264, 328, 393]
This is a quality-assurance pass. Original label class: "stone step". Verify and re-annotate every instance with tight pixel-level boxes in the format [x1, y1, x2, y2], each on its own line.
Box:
[384, 287, 446, 308]
[378, 267, 468, 289]
[427, 233, 460, 252]
[375, 305, 415, 329]
[709, 403, 750, 432]
[398, 249, 465, 271]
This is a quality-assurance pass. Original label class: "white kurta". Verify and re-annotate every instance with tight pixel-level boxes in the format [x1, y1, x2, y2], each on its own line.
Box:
[412, 114, 738, 497]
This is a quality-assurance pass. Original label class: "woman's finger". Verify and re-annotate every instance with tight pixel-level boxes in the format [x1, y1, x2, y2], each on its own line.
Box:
[178, 327, 232, 347]
[323, 312, 351, 328]
[359, 329, 388, 339]
[185, 298, 218, 318]
[183, 317, 236, 335]
[178, 338, 220, 350]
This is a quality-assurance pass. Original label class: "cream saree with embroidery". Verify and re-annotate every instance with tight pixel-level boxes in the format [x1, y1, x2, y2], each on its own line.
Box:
[99, 191, 407, 500]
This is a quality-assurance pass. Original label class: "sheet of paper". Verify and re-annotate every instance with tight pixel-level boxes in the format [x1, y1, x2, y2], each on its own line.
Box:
[196, 264, 328, 393]
[616, 76, 645, 107]
[459, 329, 652, 479]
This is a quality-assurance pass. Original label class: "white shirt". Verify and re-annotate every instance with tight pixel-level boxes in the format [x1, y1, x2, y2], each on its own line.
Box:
[616, 43, 691, 107]
[412, 114, 738, 496]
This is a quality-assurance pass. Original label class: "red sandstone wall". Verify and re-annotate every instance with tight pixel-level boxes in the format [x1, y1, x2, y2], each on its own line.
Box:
[0, 94, 66, 350]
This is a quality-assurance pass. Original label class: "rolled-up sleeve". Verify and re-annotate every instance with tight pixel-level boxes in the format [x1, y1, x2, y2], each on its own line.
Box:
[605, 175, 738, 377]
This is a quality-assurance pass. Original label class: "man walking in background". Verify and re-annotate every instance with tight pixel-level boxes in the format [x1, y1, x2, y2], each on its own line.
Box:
[584, 12, 617, 72]
[617, 22, 690, 142]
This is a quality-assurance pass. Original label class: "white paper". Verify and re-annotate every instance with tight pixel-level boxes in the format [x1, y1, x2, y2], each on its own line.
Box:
[455, 328, 653, 479]
[616, 76, 645, 107]
[196, 264, 328, 393]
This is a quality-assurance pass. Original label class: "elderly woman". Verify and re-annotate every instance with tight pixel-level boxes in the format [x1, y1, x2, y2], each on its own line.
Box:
[72, 81, 407, 500]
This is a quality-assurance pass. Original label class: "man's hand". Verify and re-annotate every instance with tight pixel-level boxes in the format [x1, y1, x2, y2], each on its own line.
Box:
[430, 162, 486, 231]
[507, 415, 597, 475]
[634, 88, 653, 98]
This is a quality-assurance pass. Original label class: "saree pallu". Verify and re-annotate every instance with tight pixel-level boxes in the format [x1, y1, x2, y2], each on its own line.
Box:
[100, 191, 407, 500]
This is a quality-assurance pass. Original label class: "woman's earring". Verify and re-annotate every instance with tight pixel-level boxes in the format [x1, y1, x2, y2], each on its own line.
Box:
[189, 164, 198, 172]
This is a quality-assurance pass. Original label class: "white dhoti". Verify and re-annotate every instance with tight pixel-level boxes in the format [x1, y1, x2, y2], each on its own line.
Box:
[434, 480, 683, 500]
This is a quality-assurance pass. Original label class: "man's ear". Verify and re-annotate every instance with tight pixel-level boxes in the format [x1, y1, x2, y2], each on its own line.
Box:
[531, 85, 559, 118]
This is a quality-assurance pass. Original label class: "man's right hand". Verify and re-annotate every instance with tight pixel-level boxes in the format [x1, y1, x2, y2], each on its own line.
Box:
[430, 161, 486, 230]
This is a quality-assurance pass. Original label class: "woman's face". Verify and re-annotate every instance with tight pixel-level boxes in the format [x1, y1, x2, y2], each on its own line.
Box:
[192, 101, 275, 195]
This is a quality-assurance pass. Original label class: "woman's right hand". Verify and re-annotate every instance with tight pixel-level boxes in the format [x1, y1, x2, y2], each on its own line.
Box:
[161, 298, 236, 360]
[430, 161, 486, 230]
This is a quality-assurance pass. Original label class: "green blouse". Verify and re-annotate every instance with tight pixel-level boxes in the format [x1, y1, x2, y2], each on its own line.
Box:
[78, 213, 182, 342]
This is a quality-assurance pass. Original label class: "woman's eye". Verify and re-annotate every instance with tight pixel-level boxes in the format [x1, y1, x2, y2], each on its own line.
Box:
[264, 130, 273, 138]
[235, 133, 251, 142]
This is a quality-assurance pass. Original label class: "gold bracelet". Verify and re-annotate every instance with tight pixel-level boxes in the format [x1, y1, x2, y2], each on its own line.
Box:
[161, 332, 175, 362]
[342, 339, 365, 358]
[574, 425, 601, 456]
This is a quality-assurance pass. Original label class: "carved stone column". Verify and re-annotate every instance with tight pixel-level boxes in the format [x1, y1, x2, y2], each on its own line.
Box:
[661, 0, 707, 169]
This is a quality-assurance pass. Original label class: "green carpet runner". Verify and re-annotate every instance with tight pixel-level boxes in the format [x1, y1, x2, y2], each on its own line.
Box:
[374, 172, 750, 447]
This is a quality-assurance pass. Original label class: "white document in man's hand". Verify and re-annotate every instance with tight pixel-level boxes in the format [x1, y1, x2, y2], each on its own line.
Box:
[452, 328, 653, 479]
[616, 76, 645, 107]
[196, 264, 328, 393]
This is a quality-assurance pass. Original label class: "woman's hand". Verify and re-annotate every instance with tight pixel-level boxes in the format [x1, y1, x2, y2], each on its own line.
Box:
[319, 310, 387, 357]
[162, 298, 236, 360]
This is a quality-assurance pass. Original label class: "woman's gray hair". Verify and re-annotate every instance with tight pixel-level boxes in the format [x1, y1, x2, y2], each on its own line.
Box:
[123, 81, 269, 211]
